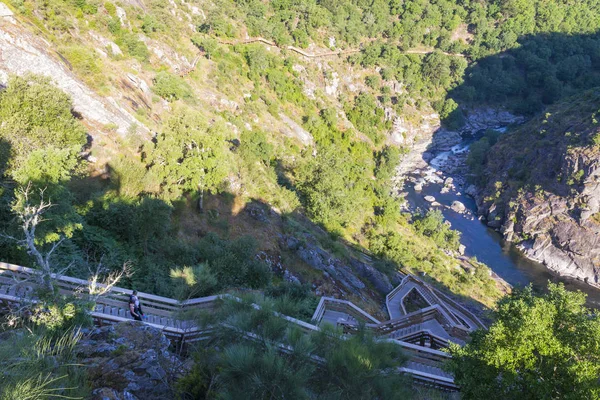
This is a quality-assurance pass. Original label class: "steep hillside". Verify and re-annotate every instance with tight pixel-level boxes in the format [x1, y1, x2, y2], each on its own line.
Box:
[474, 90, 600, 285]
[0, 0, 504, 313]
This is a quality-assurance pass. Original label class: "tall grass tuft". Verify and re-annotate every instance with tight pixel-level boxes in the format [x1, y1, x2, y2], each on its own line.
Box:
[0, 328, 89, 399]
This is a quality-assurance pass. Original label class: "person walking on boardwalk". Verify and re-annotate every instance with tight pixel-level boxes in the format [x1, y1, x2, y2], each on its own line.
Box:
[129, 290, 144, 321]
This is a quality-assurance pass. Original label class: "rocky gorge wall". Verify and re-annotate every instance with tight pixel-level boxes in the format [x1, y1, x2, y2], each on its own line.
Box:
[0, 6, 142, 137]
[472, 92, 600, 287]
[391, 101, 600, 289]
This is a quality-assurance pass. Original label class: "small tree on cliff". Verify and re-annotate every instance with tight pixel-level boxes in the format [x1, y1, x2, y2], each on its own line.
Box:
[147, 106, 230, 211]
[447, 283, 600, 400]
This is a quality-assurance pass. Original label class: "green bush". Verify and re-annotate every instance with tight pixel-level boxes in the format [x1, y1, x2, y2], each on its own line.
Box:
[179, 297, 411, 400]
[0, 329, 90, 399]
[196, 233, 272, 290]
[345, 92, 388, 144]
[104, 1, 116, 16]
[152, 71, 193, 101]
[239, 130, 274, 166]
[191, 35, 218, 59]
[413, 210, 461, 252]
[365, 74, 381, 89]
[0, 74, 86, 173]
[449, 283, 600, 400]
[29, 297, 92, 333]
[116, 32, 150, 61]
[141, 14, 164, 34]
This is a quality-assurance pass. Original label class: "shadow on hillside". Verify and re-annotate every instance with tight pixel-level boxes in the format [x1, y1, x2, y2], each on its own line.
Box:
[407, 32, 600, 299]
[450, 32, 600, 116]
[422, 31, 600, 191]
[4, 147, 491, 317]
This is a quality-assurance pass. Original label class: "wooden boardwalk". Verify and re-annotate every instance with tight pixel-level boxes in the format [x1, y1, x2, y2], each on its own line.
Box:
[0, 262, 484, 391]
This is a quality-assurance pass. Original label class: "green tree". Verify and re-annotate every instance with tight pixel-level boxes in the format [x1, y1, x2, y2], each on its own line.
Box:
[196, 233, 272, 290]
[147, 107, 230, 208]
[296, 144, 372, 233]
[191, 35, 218, 59]
[152, 71, 193, 101]
[345, 92, 387, 144]
[448, 283, 600, 400]
[422, 51, 452, 89]
[0, 74, 85, 258]
[178, 296, 410, 400]
[0, 74, 86, 173]
[312, 327, 410, 399]
[239, 130, 274, 166]
[413, 209, 461, 251]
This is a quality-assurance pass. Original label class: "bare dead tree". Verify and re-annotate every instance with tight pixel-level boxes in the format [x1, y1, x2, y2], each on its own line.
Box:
[87, 258, 133, 301]
[1, 184, 71, 294]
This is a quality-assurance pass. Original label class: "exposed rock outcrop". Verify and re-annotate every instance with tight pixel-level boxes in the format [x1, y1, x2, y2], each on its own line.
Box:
[279, 113, 313, 146]
[280, 234, 393, 296]
[77, 322, 185, 400]
[473, 91, 600, 286]
[0, 16, 141, 136]
[516, 197, 600, 284]
[392, 113, 440, 176]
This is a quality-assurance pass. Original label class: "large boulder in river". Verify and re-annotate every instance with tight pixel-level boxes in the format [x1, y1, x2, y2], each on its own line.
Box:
[450, 201, 466, 213]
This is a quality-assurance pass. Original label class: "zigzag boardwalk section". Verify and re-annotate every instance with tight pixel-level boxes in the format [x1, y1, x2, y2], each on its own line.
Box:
[0, 262, 484, 391]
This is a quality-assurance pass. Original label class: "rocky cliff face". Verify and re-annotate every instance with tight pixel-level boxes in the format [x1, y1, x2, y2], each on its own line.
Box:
[280, 234, 400, 299]
[474, 91, 600, 286]
[0, 10, 142, 137]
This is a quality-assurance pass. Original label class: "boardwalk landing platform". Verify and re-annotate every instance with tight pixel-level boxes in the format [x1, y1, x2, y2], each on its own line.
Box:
[0, 262, 485, 391]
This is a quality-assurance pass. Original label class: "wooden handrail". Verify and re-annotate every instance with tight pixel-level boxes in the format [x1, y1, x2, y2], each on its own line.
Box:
[316, 297, 381, 324]
[0, 261, 462, 388]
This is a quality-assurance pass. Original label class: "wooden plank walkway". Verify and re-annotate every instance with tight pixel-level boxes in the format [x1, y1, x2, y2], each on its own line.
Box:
[0, 262, 472, 391]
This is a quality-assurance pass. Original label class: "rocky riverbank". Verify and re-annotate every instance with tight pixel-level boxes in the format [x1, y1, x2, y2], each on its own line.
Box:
[392, 106, 597, 292]
[399, 100, 600, 291]
[394, 107, 522, 213]
[471, 94, 600, 288]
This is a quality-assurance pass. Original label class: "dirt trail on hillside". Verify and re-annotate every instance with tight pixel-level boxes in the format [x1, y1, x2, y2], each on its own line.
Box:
[216, 37, 465, 59]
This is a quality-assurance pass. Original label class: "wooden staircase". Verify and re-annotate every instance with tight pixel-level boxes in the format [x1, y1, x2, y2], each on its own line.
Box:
[0, 262, 468, 391]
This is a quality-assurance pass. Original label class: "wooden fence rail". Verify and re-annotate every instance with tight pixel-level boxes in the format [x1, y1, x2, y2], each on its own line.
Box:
[0, 262, 461, 390]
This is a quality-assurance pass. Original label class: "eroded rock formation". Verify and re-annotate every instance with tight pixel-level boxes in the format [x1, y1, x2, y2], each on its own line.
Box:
[473, 91, 600, 285]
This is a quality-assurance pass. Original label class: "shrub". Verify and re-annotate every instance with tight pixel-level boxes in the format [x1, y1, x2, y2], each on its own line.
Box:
[152, 71, 193, 101]
[0, 329, 89, 399]
[365, 74, 381, 89]
[0, 74, 87, 167]
[191, 35, 218, 59]
[239, 130, 274, 166]
[196, 233, 272, 290]
[413, 209, 461, 251]
[448, 284, 600, 400]
[116, 32, 150, 61]
[141, 14, 164, 34]
[104, 1, 116, 16]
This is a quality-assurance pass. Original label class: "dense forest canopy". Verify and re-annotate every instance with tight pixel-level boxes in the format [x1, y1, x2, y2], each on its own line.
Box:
[449, 283, 600, 399]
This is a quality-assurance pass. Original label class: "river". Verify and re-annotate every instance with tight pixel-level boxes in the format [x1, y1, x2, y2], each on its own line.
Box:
[402, 137, 600, 308]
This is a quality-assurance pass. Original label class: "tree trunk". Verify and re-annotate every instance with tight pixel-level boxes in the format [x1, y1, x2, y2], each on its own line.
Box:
[198, 188, 205, 213]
